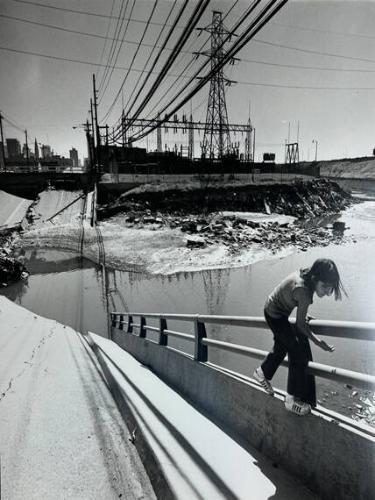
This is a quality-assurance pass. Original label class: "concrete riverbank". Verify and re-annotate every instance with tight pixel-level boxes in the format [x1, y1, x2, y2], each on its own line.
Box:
[0, 296, 156, 499]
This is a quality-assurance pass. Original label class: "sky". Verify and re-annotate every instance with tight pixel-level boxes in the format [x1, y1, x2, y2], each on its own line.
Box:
[0, 0, 374, 163]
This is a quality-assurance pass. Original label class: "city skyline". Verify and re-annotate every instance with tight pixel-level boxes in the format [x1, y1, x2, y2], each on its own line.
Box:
[0, 0, 374, 163]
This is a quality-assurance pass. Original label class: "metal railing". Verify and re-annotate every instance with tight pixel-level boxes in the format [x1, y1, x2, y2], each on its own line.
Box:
[110, 312, 375, 390]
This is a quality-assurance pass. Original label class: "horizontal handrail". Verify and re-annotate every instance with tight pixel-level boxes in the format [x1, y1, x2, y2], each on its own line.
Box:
[144, 325, 160, 333]
[110, 312, 375, 341]
[202, 339, 375, 389]
[164, 329, 195, 342]
[110, 311, 375, 391]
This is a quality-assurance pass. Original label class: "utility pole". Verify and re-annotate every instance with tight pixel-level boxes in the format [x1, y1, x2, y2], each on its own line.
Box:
[188, 112, 194, 160]
[312, 139, 318, 161]
[90, 99, 95, 148]
[157, 114, 162, 152]
[0, 112, 6, 172]
[122, 110, 126, 148]
[93, 74, 100, 172]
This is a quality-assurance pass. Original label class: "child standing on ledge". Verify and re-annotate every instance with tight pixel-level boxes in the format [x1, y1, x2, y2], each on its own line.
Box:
[254, 258, 346, 416]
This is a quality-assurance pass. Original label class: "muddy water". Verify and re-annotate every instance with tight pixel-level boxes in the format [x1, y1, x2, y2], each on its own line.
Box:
[1, 193, 375, 418]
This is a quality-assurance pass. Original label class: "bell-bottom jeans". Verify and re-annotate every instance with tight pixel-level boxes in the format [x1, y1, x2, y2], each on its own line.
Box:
[261, 310, 316, 406]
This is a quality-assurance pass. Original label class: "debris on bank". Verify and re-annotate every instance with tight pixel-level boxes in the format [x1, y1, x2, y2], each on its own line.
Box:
[0, 230, 29, 287]
[0, 254, 28, 287]
[97, 179, 357, 256]
[345, 386, 375, 427]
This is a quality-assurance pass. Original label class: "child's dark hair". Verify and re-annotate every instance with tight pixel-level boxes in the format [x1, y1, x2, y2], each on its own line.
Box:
[300, 258, 347, 300]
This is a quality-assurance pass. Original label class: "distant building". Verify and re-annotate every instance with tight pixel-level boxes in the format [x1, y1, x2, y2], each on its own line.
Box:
[34, 139, 39, 160]
[41, 144, 52, 159]
[22, 143, 30, 159]
[6, 138, 21, 158]
[69, 148, 79, 168]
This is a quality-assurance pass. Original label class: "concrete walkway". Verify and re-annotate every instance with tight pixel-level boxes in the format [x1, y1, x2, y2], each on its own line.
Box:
[0, 297, 156, 500]
[89, 332, 320, 500]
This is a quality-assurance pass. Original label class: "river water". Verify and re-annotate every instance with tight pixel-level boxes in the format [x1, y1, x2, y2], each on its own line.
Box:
[2, 189, 375, 419]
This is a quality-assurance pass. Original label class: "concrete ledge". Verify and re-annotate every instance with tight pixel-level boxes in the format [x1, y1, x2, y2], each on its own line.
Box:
[88, 332, 319, 500]
[110, 328, 375, 500]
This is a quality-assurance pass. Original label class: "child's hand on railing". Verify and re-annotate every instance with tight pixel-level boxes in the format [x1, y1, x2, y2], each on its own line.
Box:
[319, 339, 335, 352]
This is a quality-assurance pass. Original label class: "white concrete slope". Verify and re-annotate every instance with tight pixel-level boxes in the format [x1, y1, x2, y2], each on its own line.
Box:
[0, 297, 156, 500]
[0, 190, 33, 229]
[31, 189, 85, 225]
[89, 332, 320, 500]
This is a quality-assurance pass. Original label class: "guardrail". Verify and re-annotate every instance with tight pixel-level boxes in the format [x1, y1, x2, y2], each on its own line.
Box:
[110, 312, 375, 390]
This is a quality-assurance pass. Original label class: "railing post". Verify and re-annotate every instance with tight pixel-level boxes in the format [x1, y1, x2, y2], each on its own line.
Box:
[111, 313, 116, 328]
[194, 317, 208, 362]
[127, 314, 133, 334]
[159, 317, 168, 346]
[119, 314, 124, 330]
[139, 316, 146, 338]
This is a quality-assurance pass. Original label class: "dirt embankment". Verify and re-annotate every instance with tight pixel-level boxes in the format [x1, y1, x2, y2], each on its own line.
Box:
[97, 179, 357, 256]
[302, 156, 375, 180]
[98, 179, 353, 219]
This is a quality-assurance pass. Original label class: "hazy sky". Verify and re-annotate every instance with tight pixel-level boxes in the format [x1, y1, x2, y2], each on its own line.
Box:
[0, 0, 374, 162]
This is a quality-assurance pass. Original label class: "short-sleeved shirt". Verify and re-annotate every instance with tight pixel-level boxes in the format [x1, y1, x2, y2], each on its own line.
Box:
[265, 271, 313, 319]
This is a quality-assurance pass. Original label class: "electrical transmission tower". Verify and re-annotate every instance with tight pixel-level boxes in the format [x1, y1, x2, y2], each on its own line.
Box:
[200, 11, 235, 160]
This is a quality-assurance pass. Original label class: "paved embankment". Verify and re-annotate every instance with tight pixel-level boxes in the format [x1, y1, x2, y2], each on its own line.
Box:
[27, 189, 86, 225]
[0, 190, 33, 230]
[89, 332, 319, 500]
[0, 297, 156, 500]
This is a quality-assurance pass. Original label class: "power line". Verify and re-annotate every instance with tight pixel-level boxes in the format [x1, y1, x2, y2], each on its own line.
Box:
[101, 0, 160, 106]
[236, 80, 375, 90]
[95, 0, 116, 81]
[272, 21, 375, 41]
[105, 0, 210, 128]
[2, 45, 374, 92]
[99, 0, 159, 114]
[123, 0, 179, 120]
[8, 0, 174, 28]
[98, 0, 130, 96]
[2, 115, 24, 133]
[2, 13, 375, 73]
[0, 44, 121, 67]
[127, 0, 289, 143]
[114, 0, 264, 141]
[253, 38, 375, 65]
[241, 57, 375, 73]
[126, 1, 240, 130]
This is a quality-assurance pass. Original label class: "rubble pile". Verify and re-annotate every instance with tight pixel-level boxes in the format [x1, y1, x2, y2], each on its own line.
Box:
[99, 179, 357, 254]
[108, 210, 353, 254]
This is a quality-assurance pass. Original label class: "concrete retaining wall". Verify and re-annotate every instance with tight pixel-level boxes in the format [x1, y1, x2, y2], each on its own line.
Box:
[112, 327, 375, 500]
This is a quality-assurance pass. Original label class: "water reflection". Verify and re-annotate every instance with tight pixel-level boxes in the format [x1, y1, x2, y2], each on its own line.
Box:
[2, 278, 29, 302]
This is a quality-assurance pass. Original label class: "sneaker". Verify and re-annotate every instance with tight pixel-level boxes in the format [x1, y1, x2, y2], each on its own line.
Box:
[253, 367, 274, 396]
[285, 395, 311, 416]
